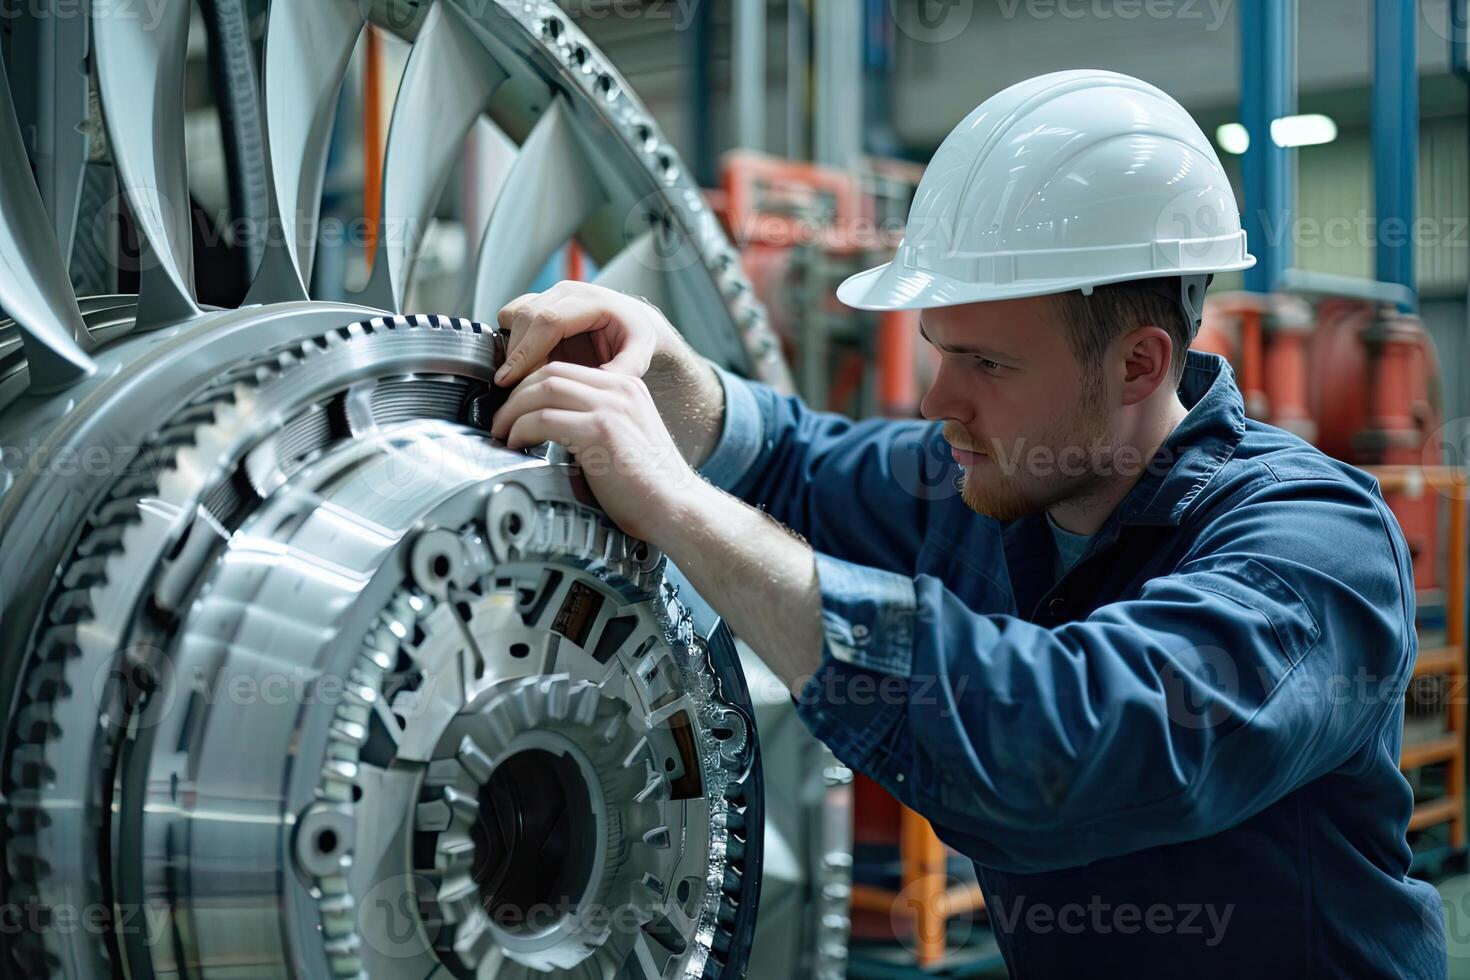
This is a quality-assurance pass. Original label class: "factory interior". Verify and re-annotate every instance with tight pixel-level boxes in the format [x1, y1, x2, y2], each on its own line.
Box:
[2, 0, 1470, 977]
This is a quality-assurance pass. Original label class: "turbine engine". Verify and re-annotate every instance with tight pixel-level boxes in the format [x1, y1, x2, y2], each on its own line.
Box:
[0, 2, 781, 976]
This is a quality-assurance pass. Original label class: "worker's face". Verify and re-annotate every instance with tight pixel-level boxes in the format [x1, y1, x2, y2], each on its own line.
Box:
[918, 295, 1117, 520]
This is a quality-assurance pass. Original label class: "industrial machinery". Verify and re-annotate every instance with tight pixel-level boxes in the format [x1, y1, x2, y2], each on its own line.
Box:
[0, 1, 790, 976]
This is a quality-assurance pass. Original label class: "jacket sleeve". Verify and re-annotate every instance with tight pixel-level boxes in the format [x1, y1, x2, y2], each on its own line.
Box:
[697, 363, 951, 575]
[794, 473, 1417, 873]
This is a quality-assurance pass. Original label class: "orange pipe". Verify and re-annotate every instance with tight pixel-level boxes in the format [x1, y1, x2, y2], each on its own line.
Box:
[363, 27, 385, 268]
[1238, 308, 1266, 419]
[900, 807, 947, 965]
[1448, 472, 1467, 848]
[1263, 328, 1315, 441]
[566, 240, 585, 281]
[877, 309, 919, 416]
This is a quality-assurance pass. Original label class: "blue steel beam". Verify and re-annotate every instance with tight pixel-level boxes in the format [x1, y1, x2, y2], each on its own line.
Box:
[1372, 0, 1417, 309]
[1453, 0, 1470, 81]
[1240, 0, 1295, 294]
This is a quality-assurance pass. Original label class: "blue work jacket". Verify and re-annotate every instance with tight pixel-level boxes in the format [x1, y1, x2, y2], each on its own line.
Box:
[698, 350, 1447, 977]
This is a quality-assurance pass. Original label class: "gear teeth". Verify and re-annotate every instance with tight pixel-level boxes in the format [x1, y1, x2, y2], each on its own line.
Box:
[484, 706, 518, 752]
[13, 701, 60, 742]
[457, 736, 495, 783]
[10, 742, 53, 786]
[437, 837, 476, 875]
[46, 587, 96, 626]
[451, 909, 494, 965]
[416, 799, 452, 833]
[438, 878, 480, 925]
[74, 523, 128, 556]
[20, 662, 70, 705]
[59, 554, 110, 590]
[571, 684, 601, 726]
[443, 784, 481, 821]
[545, 676, 571, 719]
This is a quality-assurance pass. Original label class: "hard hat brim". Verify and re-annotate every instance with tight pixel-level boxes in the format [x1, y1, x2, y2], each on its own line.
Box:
[836, 255, 1256, 312]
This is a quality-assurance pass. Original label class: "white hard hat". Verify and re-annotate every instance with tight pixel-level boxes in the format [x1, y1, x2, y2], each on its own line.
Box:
[838, 69, 1255, 314]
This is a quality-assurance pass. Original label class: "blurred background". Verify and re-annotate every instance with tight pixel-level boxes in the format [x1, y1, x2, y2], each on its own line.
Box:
[7, 0, 1470, 976]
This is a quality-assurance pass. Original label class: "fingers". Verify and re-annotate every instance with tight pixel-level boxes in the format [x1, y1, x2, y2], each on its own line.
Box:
[599, 330, 656, 377]
[496, 282, 620, 387]
[503, 407, 595, 452]
[496, 292, 539, 333]
[489, 369, 606, 441]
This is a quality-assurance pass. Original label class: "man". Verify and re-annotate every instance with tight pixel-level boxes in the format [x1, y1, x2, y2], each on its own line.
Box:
[489, 70, 1447, 975]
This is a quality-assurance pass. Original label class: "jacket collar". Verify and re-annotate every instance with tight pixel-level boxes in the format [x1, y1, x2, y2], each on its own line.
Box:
[1116, 350, 1247, 527]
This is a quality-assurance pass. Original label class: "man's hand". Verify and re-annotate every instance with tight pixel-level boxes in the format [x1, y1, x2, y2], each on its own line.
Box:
[495, 280, 677, 387]
[495, 281, 726, 467]
[489, 361, 696, 545]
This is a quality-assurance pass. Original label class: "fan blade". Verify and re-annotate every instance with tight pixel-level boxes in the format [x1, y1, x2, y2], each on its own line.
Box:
[262, 0, 366, 292]
[0, 45, 95, 390]
[377, 1, 508, 310]
[593, 230, 676, 312]
[91, 0, 198, 327]
[469, 98, 603, 322]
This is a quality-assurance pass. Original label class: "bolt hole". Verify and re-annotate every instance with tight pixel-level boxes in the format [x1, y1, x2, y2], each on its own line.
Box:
[633, 542, 649, 562]
[504, 513, 523, 537]
[541, 15, 562, 39]
[596, 73, 615, 98]
[510, 642, 530, 659]
[431, 554, 451, 579]
[677, 878, 692, 904]
[316, 828, 339, 855]
[712, 726, 734, 741]
[572, 45, 590, 67]
[664, 757, 676, 772]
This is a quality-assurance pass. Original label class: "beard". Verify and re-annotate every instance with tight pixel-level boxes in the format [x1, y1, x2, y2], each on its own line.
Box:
[949, 383, 1115, 522]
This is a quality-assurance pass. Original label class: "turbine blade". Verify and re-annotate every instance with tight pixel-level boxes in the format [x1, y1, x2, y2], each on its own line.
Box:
[92, 0, 199, 326]
[469, 98, 603, 322]
[593, 230, 675, 312]
[241, 173, 310, 307]
[0, 46, 95, 390]
[380, 2, 508, 309]
[262, 0, 366, 291]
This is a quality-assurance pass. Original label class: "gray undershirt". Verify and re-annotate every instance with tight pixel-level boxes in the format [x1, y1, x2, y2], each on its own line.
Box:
[1047, 513, 1094, 581]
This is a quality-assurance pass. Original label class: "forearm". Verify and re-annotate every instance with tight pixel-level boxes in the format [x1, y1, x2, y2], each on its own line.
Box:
[643, 338, 724, 469]
[656, 480, 824, 690]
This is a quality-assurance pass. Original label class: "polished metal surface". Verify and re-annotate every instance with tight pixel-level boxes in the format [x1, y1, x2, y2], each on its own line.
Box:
[0, 2, 774, 976]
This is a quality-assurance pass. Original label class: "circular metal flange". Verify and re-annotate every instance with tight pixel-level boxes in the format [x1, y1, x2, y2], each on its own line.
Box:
[3, 315, 761, 980]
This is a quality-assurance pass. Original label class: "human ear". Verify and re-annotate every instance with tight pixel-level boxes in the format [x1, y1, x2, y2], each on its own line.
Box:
[1117, 325, 1173, 407]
